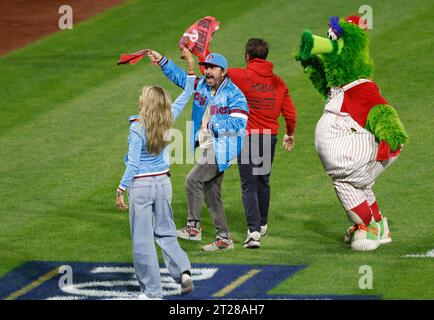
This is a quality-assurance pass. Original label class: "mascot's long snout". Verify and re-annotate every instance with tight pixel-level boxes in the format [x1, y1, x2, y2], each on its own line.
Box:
[299, 30, 335, 60]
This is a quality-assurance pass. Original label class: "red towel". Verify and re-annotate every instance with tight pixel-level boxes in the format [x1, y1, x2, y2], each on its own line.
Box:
[117, 16, 220, 68]
[179, 16, 220, 73]
[117, 50, 147, 65]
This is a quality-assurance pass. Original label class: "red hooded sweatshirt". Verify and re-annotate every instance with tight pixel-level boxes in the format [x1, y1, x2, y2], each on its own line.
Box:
[228, 58, 296, 135]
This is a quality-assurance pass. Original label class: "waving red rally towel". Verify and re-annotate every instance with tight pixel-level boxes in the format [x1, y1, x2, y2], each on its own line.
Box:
[117, 49, 147, 65]
[117, 16, 220, 68]
[178, 16, 220, 62]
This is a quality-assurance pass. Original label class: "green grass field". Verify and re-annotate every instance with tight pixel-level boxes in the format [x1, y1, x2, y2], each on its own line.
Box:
[0, 0, 433, 299]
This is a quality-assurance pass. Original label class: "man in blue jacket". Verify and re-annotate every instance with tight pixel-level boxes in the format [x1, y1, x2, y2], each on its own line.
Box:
[146, 50, 249, 251]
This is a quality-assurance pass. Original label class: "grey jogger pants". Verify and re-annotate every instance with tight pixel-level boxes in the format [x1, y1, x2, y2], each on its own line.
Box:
[185, 148, 230, 239]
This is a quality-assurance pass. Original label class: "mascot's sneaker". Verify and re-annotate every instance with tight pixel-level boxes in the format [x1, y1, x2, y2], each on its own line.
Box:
[378, 217, 392, 244]
[177, 224, 202, 241]
[344, 226, 353, 244]
[243, 230, 261, 249]
[350, 222, 380, 251]
[344, 218, 391, 245]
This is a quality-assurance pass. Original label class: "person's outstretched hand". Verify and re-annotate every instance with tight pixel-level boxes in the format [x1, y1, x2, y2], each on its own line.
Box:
[144, 49, 163, 64]
[283, 134, 295, 152]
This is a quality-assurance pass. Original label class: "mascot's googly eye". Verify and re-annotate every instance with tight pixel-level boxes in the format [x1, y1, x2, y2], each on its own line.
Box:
[327, 28, 338, 40]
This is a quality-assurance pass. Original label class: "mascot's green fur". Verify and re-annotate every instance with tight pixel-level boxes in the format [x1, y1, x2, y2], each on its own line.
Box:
[298, 16, 408, 150]
[297, 15, 408, 251]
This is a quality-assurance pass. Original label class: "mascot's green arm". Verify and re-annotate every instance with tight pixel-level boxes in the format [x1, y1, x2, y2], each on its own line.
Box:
[365, 104, 409, 151]
[296, 55, 329, 99]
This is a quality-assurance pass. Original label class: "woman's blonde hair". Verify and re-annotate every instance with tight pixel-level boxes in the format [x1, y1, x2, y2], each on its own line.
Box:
[138, 85, 173, 155]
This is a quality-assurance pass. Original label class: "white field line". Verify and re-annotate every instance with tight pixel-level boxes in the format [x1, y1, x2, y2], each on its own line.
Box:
[402, 249, 434, 258]
[91, 266, 218, 281]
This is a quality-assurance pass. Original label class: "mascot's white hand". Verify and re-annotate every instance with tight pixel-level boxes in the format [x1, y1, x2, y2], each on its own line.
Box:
[283, 134, 295, 152]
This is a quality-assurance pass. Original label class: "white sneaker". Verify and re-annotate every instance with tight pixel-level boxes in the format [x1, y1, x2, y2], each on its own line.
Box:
[177, 224, 202, 241]
[201, 237, 234, 251]
[346, 218, 392, 245]
[243, 230, 261, 249]
[350, 222, 380, 251]
[181, 272, 194, 295]
[137, 293, 162, 300]
[260, 225, 268, 237]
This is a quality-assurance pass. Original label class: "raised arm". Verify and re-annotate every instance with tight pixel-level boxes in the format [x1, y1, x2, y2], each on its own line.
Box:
[172, 75, 195, 120]
[146, 49, 198, 90]
[172, 48, 196, 120]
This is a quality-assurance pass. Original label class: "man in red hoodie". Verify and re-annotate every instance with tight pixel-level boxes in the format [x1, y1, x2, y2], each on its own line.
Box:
[228, 38, 297, 249]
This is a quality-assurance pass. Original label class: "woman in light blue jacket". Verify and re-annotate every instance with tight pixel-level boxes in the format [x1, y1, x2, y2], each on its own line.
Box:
[116, 49, 195, 300]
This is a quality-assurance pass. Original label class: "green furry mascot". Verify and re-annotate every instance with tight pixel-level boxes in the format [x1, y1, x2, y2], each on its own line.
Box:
[297, 15, 408, 251]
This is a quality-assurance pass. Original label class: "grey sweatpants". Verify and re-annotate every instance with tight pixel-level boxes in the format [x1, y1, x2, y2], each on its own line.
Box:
[185, 148, 230, 239]
[128, 175, 191, 298]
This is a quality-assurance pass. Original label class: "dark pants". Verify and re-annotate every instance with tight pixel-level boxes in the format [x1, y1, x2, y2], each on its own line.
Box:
[237, 134, 277, 233]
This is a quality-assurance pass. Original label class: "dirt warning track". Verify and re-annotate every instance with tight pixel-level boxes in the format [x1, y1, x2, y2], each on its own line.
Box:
[0, 0, 124, 56]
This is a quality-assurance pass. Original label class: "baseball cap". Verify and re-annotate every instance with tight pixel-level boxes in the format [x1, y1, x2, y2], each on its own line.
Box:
[345, 15, 368, 30]
[198, 53, 228, 70]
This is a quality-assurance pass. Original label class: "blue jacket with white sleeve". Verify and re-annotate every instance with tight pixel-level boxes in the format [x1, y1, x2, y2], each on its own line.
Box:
[158, 57, 249, 172]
